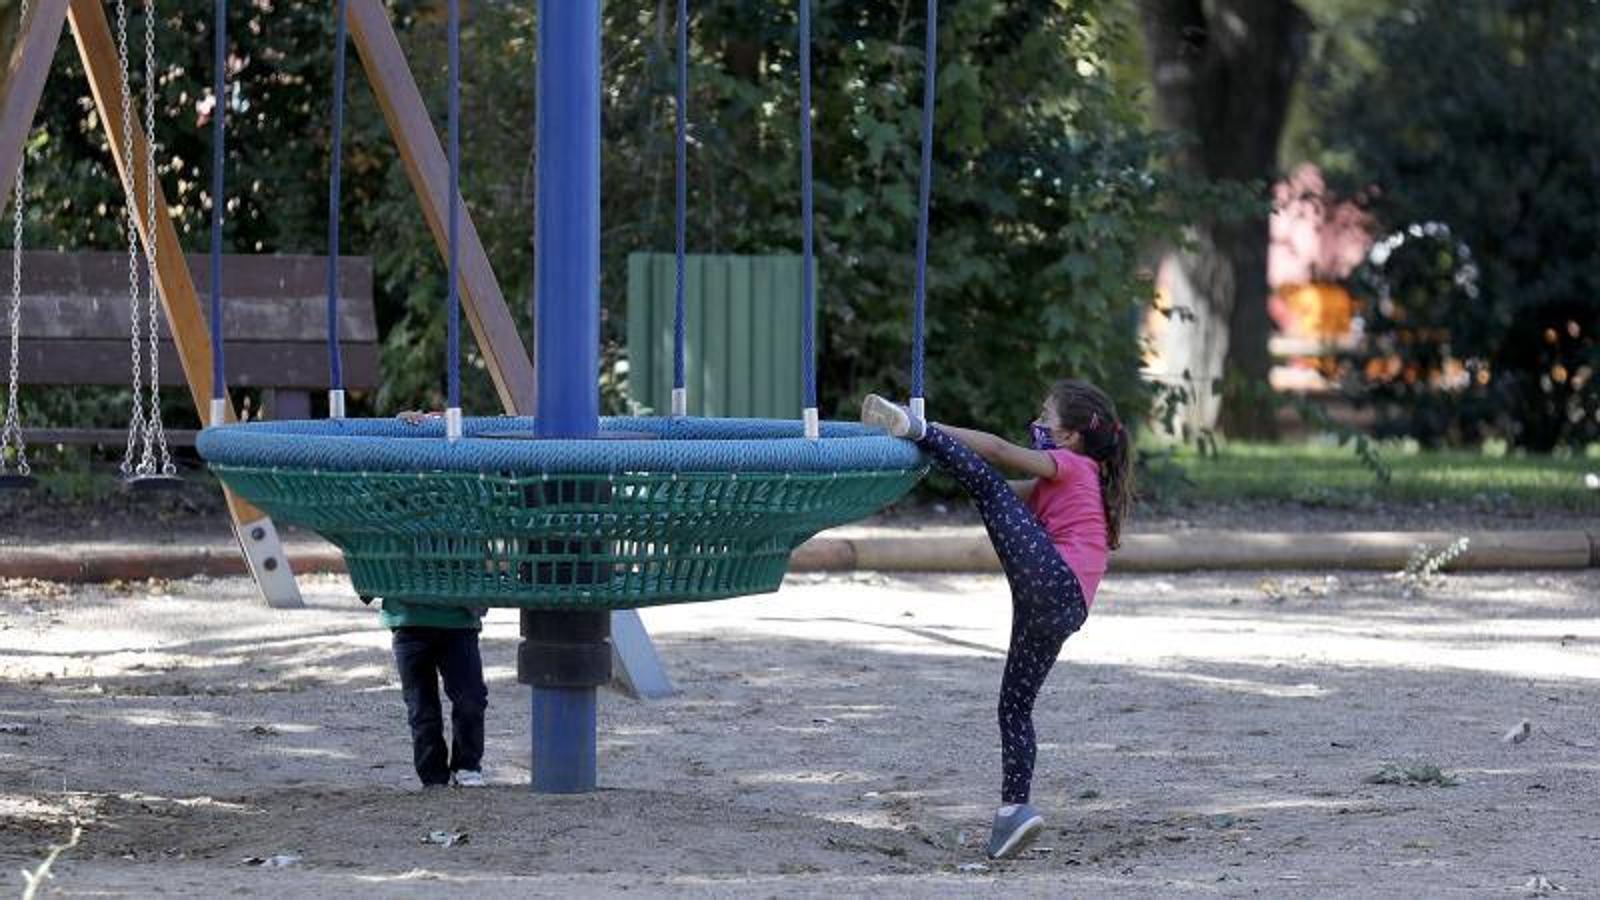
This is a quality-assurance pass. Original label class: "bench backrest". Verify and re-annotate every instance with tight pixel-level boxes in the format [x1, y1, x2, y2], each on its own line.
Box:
[15, 250, 378, 390]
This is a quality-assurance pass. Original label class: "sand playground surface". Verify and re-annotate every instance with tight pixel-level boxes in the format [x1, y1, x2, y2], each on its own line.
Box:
[1, 567, 1597, 897]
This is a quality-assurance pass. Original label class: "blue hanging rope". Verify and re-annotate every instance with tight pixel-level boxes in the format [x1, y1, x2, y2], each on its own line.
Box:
[208, 0, 226, 407]
[672, 0, 687, 407]
[446, 0, 461, 412]
[324, 0, 349, 396]
[798, 0, 816, 415]
[911, 0, 937, 404]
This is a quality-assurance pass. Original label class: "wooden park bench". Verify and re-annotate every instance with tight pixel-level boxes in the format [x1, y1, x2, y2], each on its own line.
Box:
[14, 250, 377, 445]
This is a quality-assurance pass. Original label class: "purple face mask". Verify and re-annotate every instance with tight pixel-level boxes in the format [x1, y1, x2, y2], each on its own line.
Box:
[1029, 422, 1057, 451]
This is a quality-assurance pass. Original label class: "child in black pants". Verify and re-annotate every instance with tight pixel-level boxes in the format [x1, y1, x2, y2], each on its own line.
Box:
[381, 598, 488, 788]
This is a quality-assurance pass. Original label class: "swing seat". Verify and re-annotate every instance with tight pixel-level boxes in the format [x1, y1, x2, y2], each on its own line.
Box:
[122, 473, 187, 492]
[198, 416, 925, 610]
[0, 473, 37, 490]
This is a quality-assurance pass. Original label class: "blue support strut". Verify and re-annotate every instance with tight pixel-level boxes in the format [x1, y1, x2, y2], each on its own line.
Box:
[529, 0, 604, 795]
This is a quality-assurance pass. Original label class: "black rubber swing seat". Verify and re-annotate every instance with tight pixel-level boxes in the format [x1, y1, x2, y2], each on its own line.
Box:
[122, 473, 187, 492]
[0, 473, 37, 490]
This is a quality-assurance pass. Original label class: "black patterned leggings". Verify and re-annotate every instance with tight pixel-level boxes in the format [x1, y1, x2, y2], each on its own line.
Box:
[918, 426, 1089, 804]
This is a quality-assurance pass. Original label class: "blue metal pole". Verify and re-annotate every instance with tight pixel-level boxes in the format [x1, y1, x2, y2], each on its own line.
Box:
[532, 671, 598, 788]
[530, 0, 602, 795]
[535, 0, 600, 439]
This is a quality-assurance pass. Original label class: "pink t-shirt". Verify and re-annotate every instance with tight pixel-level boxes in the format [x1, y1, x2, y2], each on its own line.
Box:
[1026, 448, 1109, 605]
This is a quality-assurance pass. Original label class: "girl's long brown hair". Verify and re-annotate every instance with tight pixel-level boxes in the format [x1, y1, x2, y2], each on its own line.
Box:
[1049, 379, 1134, 549]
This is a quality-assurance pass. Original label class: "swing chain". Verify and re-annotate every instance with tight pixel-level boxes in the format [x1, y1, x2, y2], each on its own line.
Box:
[114, 0, 173, 478]
[2, 0, 32, 477]
[116, 0, 146, 477]
[141, 0, 174, 476]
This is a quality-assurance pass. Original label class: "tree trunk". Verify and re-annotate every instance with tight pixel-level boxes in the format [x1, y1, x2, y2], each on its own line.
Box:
[1151, 230, 1232, 435]
[1214, 214, 1277, 437]
[1137, 0, 1310, 440]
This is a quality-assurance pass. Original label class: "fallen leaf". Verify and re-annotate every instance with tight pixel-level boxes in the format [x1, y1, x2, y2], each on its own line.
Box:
[242, 854, 301, 867]
[1523, 875, 1564, 894]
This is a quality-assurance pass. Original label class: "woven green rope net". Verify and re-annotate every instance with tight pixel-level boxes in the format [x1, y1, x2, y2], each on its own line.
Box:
[214, 464, 925, 609]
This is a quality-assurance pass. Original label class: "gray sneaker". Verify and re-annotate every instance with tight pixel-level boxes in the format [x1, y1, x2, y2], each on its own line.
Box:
[987, 803, 1045, 859]
[860, 394, 926, 439]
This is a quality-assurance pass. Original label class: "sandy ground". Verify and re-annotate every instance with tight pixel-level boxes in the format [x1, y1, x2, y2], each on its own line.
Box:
[1, 568, 1598, 898]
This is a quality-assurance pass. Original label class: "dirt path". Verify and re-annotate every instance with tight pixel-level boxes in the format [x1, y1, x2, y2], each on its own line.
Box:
[1, 568, 1596, 897]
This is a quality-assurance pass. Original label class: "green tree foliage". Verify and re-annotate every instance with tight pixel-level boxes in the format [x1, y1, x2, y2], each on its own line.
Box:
[654, 0, 1189, 435]
[11, 0, 1188, 441]
[1308, 0, 1600, 450]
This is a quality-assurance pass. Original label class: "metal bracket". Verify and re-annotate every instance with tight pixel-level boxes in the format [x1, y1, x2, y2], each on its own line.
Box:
[608, 609, 677, 699]
[234, 516, 305, 609]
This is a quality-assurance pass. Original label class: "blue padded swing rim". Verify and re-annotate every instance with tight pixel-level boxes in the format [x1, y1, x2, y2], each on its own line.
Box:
[197, 416, 924, 475]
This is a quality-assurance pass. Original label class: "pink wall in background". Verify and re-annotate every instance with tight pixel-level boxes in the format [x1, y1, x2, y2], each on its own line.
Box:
[1269, 163, 1373, 289]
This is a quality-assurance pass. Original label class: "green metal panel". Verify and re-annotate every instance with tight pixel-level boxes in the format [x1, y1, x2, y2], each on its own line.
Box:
[753, 257, 777, 415]
[703, 256, 727, 414]
[727, 257, 753, 415]
[626, 254, 651, 410]
[776, 255, 803, 418]
[649, 253, 675, 409]
[685, 254, 705, 409]
[626, 253, 813, 419]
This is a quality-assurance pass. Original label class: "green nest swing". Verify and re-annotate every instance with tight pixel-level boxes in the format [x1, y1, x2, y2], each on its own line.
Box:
[202, 416, 924, 609]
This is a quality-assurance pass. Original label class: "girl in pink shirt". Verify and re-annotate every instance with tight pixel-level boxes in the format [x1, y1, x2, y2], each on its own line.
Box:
[861, 379, 1132, 859]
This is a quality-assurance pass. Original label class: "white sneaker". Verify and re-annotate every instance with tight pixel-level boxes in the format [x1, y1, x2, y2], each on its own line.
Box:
[451, 769, 486, 788]
[860, 394, 925, 439]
